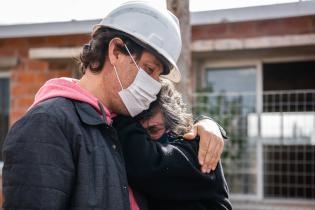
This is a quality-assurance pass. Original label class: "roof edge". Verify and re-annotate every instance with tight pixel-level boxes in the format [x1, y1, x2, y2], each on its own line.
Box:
[0, 1, 315, 39]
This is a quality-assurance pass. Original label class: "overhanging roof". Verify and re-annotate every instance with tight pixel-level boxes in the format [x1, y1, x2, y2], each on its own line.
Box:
[0, 1, 315, 39]
[191, 0, 315, 25]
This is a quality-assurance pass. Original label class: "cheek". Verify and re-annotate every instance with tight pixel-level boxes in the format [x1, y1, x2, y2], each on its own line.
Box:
[140, 120, 147, 128]
[150, 128, 166, 140]
[119, 62, 138, 88]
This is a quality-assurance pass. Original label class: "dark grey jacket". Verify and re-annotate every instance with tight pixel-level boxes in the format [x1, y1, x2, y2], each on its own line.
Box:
[113, 115, 232, 210]
[2, 97, 135, 210]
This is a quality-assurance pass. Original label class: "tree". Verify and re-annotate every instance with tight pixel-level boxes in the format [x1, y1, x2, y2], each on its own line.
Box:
[167, 0, 192, 105]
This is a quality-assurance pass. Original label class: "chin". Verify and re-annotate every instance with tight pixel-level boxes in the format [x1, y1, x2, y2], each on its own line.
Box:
[111, 105, 130, 116]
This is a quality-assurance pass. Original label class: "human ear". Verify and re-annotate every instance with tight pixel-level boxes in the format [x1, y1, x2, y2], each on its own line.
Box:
[108, 37, 124, 66]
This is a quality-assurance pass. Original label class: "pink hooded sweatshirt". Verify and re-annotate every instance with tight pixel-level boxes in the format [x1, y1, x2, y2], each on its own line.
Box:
[30, 77, 139, 210]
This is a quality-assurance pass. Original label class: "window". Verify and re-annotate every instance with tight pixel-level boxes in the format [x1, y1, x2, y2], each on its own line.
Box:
[193, 60, 315, 201]
[262, 60, 315, 199]
[263, 61, 315, 112]
[195, 66, 258, 195]
[206, 67, 256, 93]
[264, 145, 315, 199]
[0, 76, 9, 160]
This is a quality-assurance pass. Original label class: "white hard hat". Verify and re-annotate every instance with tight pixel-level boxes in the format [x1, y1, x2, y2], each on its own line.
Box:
[97, 1, 182, 83]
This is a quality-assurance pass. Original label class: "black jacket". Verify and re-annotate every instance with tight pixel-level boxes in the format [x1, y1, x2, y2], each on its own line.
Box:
[113, 116, 232, 210]
[2, 97, 138, 210]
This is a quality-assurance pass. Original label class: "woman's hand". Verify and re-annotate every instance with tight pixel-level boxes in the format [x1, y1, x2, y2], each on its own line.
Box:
[183, 118, 224, 173]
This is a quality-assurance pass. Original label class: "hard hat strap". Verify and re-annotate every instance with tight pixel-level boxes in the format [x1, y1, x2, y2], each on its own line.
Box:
[113, 65, 124, 90]
[124, 44, 140, 71]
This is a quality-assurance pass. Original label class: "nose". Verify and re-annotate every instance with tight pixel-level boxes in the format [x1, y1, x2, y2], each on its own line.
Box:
[151, 71, 160, 81]
[142, 68, 161, 81]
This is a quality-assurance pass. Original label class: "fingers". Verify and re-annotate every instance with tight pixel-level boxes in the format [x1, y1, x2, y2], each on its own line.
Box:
[183, 124, 198, 140]
[202, 136, 224, 173]
[201, 137, 218, 173]
[198, 128, 211, 166]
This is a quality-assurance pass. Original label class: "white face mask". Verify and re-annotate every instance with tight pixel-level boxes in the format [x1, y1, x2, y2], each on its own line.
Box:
[113, 44, 162, 117]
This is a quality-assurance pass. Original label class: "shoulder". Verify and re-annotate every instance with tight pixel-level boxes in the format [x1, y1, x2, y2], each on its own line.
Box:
[29, 97, 75, 115]
[27, 97, 78, 123]
[5, 98, 78, 148]
[168, 137, 200, 166]
[10, 97, 78, 137]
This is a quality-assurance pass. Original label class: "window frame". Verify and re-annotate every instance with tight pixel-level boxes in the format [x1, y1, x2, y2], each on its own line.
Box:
[0, 71, 10, 175]
[200, 60, 263, 200]
[200, 57, 315, 203]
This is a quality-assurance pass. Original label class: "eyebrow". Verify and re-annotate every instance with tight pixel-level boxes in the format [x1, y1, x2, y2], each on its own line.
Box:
[153, 60, 162, 67]
[147, 123, 165, 127]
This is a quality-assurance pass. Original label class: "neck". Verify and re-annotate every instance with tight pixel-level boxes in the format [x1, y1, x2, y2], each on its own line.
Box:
[78, 70, 112, 110]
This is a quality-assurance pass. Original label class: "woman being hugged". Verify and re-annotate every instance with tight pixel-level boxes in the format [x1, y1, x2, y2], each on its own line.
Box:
[114, 80, 232, 210]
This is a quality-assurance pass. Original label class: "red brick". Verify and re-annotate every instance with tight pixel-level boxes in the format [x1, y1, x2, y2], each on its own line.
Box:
[48, 69, 72, 78]
[16, 97, 34, 108]
[255, 19, 285, 36]
[11, 85, 27, 96]
[311, 16, 315, 30]
[10, 110, 26, 125]
[28, 37, 47, 47]
[10, 61, 27, 72]
[20, 73, 44, 84]
[0, 48, 16, 57]
[192, 24, 228, 40]
[0, 39, 5, 47]
[191, 15, 315, 41]
[11, 83, 42, 96]
[18, 47, 29, 58]
[4, 38, 29, 48]
[65, 34, 90, 46]
[228, 21, 256, 38]
[26, 60, 48, 71]
[45, 36, 67, 46]
[17, 71, 45, 84]
[282, 16, 313, 34]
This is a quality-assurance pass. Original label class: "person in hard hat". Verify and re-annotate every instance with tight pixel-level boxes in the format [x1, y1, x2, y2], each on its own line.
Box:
[2, 2, 224, 210]
[114, 79, 232, 210]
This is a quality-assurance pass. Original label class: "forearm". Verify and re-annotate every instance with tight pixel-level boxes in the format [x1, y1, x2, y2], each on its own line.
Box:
[194, 115, 228, 139]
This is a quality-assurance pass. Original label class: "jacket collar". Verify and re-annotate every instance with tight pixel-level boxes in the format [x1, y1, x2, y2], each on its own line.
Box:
[74, 101, 108, 126]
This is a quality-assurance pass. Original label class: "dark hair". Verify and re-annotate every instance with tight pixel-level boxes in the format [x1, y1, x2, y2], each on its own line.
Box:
[78, 26, 172, 75]
[136, 79, 193, 135]
[78, 26, 144, 74]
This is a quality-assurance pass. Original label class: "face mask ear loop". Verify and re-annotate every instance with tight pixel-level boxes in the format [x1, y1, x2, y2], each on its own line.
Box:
[113, 65, 124, 91]
[124, 44, 140, 71]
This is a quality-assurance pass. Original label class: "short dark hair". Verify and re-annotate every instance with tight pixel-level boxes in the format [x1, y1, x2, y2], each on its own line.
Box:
[78, 26, 171, 75]
[78, 26, 144, 74]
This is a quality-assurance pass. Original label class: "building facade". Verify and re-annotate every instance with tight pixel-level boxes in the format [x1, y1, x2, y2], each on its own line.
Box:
[0, 1, 315, 209]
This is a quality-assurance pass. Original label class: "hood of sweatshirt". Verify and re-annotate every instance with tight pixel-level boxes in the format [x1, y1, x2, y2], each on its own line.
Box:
[30, 77, 112, 124]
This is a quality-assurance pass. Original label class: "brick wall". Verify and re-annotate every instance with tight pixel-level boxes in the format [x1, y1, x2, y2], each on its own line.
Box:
[0, 34, 90, 125]
[192, 15, 315, 40]
[0, 34, 90, 207]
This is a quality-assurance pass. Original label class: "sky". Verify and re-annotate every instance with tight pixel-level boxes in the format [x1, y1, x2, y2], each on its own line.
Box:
[0, 0, 308, 25]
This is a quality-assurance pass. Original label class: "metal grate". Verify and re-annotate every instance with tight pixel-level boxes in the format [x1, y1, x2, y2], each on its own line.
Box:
[263, 90, 315, 112]
[193, 89, 315, 199]
[193, 92, 258, 195]
[264, 145, 315, 199]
